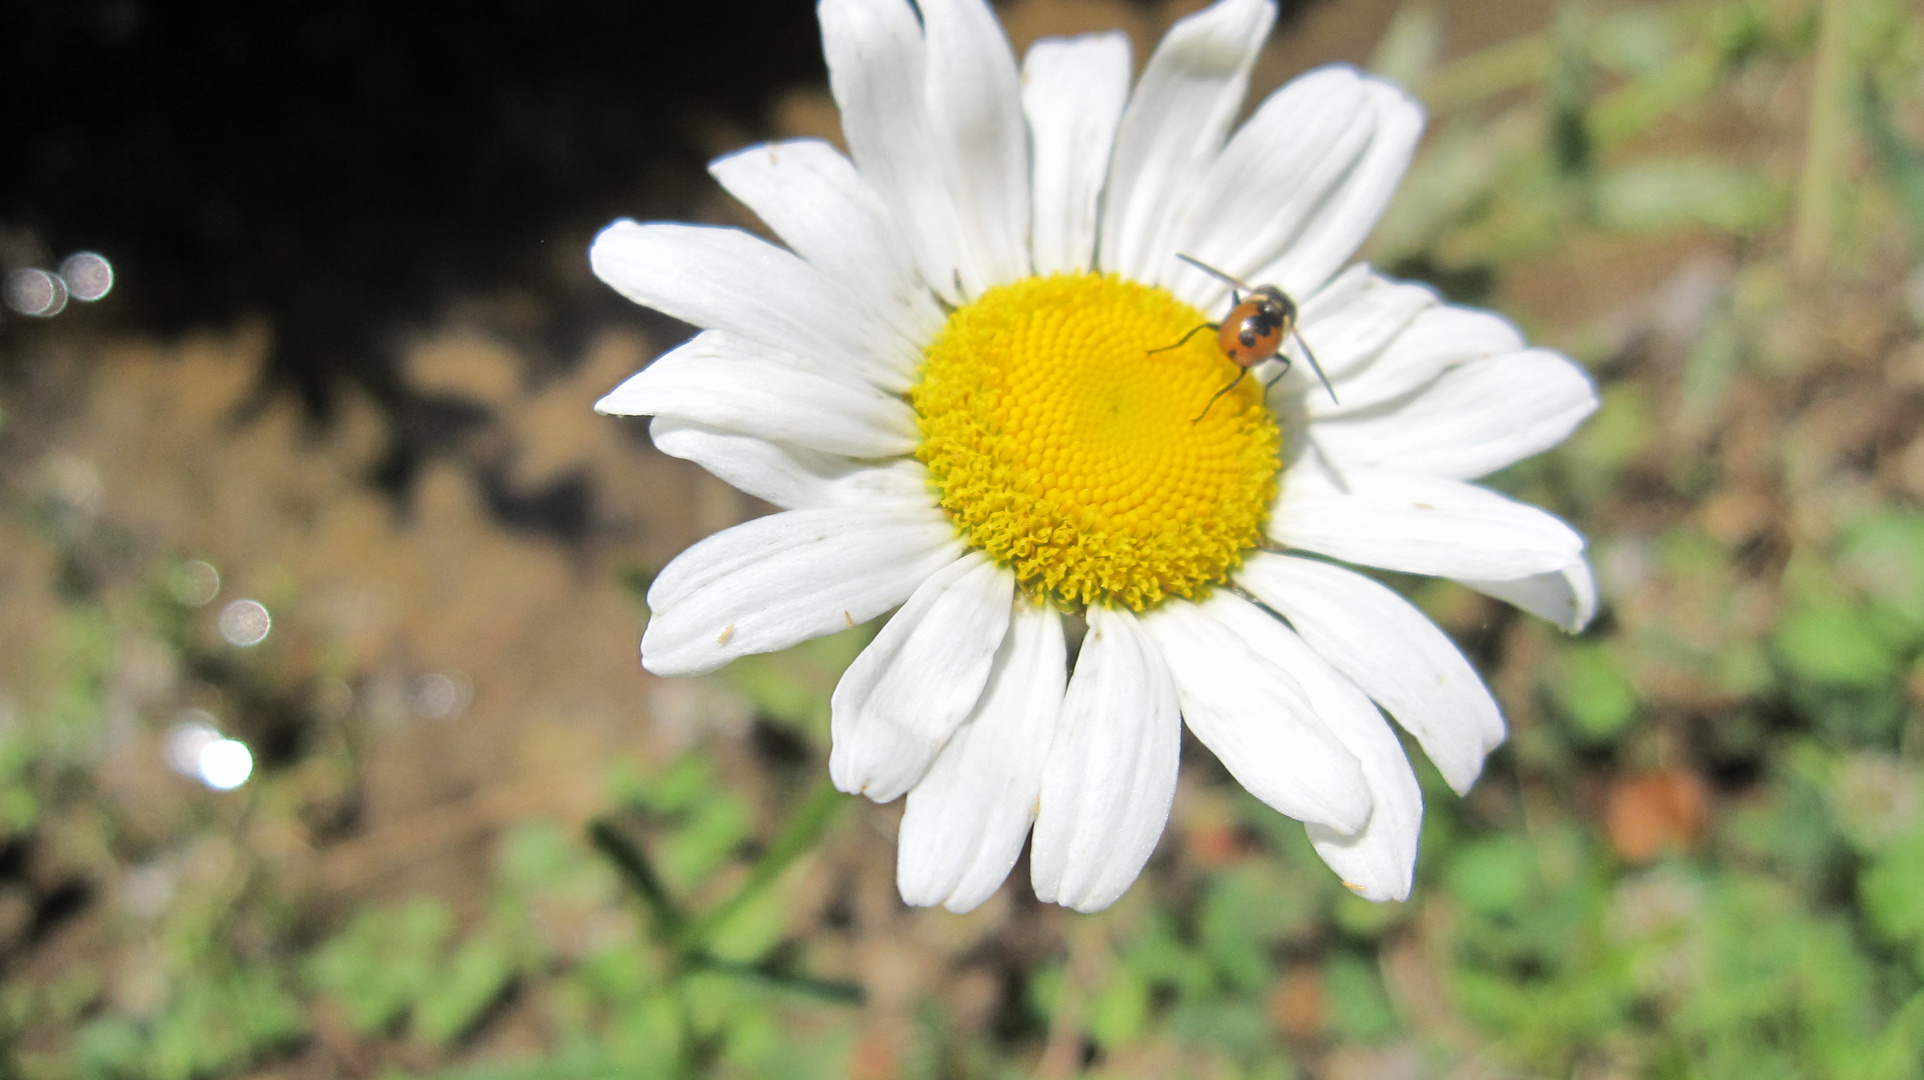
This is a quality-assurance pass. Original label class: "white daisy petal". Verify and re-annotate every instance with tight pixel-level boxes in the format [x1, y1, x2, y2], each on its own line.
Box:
[920, 0, 1031, 294]
[1237, 552, 1502, 795]
[642, 505, 961, 676]
[590, 220, 915, 391]
[596, 330, 918, 458]
[1271, 463, 1586, 582]
[1165, 66, 1375, 309]
[1142, 593, 1372, 835]
[1307, 304, 1526, 417]
[1022, 32, 1132, 275]
[1290, 266, 1435, 381]
[708, 139, 943, 343]
[647, 417, 928, 511]
[1460, 560, 1599, 633]
[1098, 0, 1276, 285]
[821, 0, 966, 306]
[1031, 605, 1182, 913]
[1259, 625, 1423, 903]
[1252, 80, 1426, 299]
[898, 603, 1067, 912]
[831, 553, 1016, 803]
[1307, 349, 1600, 480]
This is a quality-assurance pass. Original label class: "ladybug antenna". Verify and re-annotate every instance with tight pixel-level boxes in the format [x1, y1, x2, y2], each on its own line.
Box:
[1175, 253, 1254, 293]
[1294, 332, 1339, 405]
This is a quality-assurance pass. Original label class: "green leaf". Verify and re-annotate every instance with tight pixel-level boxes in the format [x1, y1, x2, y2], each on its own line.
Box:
[1773, 597, 1901, 688]
[1860, 831, 1924, 977]
[587, 819, 688, 943]
[1197, 862, 1312, 991]
[1333, 887, 1410, 939]
[307, 897, 455, 1034]
[700, 883, 788, 965]
[72, 1016, 145, 1080]
[724, 630, 868, 738]
[146, 969, 305, 1080]
[1840, 511, 1924, 641]
[1551, 642, 1640, 742]
[1086, 965, 1150, 1049]
[659, 793, 751, 888]
[645, 756, 717, 815]
[414, 934, 516, 1047]
[1859, 75, 1924, 249]
[1445, 836, 1539, 916]
[684, 776, 841, 952]
[1568, 384, 1656, 487]
[1324, 953, 1399, 1044]
[1595, 158, 1785, 235]
[1027, 964, 1065, 1023]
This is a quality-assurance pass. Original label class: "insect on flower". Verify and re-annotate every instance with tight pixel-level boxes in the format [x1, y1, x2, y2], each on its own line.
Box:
[1151, 254, 1339, 422]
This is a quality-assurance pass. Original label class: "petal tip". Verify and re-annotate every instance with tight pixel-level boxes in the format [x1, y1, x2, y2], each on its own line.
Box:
[1342, 877, 1411, 904]
[592, 387, 639, 416]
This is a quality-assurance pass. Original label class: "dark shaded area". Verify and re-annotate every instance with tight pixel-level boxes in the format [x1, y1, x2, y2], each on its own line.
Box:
[2, 0, 1331, 528]
[1, 0, 827, 425]
[748, 716, 817, 770]
[0, 835, 94, 972]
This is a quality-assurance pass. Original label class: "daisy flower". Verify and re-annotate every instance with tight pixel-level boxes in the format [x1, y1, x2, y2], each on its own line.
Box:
[591, 0, 1598, 913]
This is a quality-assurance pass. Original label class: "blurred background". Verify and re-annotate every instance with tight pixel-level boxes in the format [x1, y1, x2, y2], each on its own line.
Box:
[4, 0, 1924, 1076]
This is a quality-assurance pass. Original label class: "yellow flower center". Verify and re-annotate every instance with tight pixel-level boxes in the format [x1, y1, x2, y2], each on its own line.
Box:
[913, 273, 1282, 612]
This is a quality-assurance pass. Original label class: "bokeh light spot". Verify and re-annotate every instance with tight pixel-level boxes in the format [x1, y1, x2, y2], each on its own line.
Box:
[197, 739, 254, 790]
[170, 559, 221, 606]
[59, 252, 114, 302]
[217, 598, 271, 646]
[163, 712, 255, 791]
[5, 268, 68, 317]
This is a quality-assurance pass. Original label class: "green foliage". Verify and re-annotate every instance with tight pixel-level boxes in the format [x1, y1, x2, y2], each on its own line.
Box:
[72, 967, 305, 1080]
[305, 896, 517, 1048]
[722, 628, 868, 740]
[1596, 157, 1787, 235]
[1323, 954, 1398, 1045]
[1773, 592, 1904, 688]
[1861, 828, 1924, 978]
[309, 897, 461, 1035]
[143, 970, 307, 1080]
[0, 607, 116, 839]
[1839, 512, 1924, 640]
[1550, 641, 1641, 743]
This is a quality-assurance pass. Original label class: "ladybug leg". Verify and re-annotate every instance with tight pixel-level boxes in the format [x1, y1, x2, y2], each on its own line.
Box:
[1261, 355, 1295, 390]
[1147, 322, 1219, 355]
[1191, 367, 1248, 424]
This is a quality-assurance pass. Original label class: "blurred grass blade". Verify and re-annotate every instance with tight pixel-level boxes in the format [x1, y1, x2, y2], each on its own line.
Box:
[1595, 158, 1784, 235]
[684, 775, 843, 949]
[588, 818, 689, 942]
[1858, 76, 1924, 249]
[1421, 31, 1552, 111]
[1793, 0, 1859, 272]
[691, 951, 866, 1005]
[1371, 2, 1441, 90]
[1548, 3, 1594, 178]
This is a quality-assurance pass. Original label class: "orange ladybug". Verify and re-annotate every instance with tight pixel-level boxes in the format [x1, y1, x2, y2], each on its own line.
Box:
[1152, 254, 1337, 422]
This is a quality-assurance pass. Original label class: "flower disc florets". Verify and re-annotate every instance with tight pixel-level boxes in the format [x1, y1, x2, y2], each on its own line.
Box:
[913, 272, 1282, 611]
